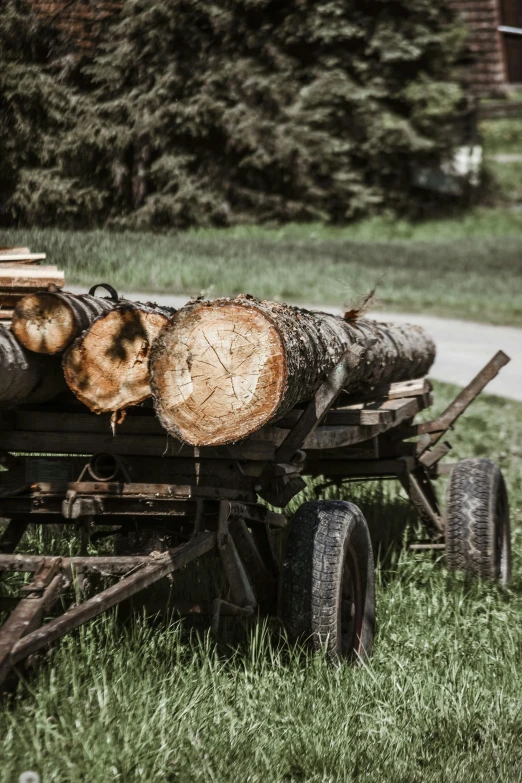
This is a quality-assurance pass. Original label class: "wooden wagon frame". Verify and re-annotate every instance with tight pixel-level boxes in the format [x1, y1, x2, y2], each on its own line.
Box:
[0, 349, 510, 684]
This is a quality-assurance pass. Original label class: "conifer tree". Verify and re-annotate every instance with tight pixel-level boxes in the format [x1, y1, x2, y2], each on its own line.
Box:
[2, 0, 469, 228]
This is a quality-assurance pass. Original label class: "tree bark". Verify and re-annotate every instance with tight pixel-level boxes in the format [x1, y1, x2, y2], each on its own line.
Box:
[12, 291, 116, 355]
[0, 326, 66, 407]
[150, 296, 436, 446]
[63, 301, 176, 416]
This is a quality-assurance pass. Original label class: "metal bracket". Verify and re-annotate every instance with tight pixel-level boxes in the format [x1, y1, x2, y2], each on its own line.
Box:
[62, 491, 103, 520]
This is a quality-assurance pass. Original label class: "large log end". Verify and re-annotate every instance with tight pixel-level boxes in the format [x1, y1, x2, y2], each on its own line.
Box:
[63, 307, 170, 414]
[150, 301, 286, 445]
[12, 293, 77, 354]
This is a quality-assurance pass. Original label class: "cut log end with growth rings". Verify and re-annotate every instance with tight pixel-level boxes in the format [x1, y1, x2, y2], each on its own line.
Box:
[63, 301, 175, 417]
[12, 289, 116, 355]
[150, 296, 436, 446]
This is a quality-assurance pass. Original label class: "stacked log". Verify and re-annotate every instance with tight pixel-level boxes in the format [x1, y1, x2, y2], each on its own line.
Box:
[5, 287, 436, 443]
[62, 301, 176, 416]
[149, 296, 436, 446]
[0, 325, 66, 407]
[12, 291, 115, 354]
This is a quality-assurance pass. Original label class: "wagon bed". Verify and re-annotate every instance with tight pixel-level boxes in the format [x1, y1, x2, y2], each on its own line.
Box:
[0, 349, 510, 684]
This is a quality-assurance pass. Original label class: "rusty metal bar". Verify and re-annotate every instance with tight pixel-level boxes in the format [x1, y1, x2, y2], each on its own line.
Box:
[275, 346, 364, 463]
[418, 351, 510, 445]
[419, 442, 452, 469]
[398, 463, 444, 536]
[0, 558, 68, 683]
[218, 535, 256, 609]
[7, 534, 216, 672]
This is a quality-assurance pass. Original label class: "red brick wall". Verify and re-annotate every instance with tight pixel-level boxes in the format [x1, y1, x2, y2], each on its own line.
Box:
[449, 0, 507, 96]
[28, 0, 122, 51]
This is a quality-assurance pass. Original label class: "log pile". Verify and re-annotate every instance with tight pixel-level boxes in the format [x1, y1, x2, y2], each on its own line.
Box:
[3, 290, 436, 448]
[0, 247, 65, 324]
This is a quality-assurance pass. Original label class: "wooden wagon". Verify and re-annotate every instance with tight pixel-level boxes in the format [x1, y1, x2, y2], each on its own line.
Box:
[0, 349, 511, 684]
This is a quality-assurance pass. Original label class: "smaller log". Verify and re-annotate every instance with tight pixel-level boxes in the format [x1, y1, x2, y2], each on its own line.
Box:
[0, 325, 66, 407]
[12, 291, 116, 354]
[63, 301, 176, 417]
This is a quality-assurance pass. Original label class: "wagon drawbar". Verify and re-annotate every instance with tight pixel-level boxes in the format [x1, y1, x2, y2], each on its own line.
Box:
[0, 349, 511, 685]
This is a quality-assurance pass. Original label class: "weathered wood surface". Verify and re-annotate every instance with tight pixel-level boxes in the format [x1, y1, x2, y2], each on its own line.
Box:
[0, 265, 64, 288]
[63, 300, 176, 416]
[2, 534, 217, 683]
[0, 253, 46, 264]
[150, 296, 436, 446]
[0, 325, 66, 407]
[12, 291, 115, 354]
[0, 427, 275, 460]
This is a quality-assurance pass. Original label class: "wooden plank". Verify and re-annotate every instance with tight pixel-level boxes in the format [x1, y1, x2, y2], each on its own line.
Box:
[275, 406, 394, 427]
[0, 553, 173, 576]
[0, 253, 45, 262]
[302, 397, 420, 450]
[34, 480, 249, 501]
[0, 265, 64, 288]
[338, 378, 431, 406]
[0, 429, 275, 461]
[307, 458, 408, 477]
[11, 409, 165, 436]
[0, 247, 31, 254]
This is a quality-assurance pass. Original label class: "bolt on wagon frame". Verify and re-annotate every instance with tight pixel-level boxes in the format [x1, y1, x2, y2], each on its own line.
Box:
[0, 349, 510, 684]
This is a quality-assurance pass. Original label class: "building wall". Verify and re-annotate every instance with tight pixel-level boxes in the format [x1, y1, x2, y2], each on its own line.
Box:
[448, 0, 507, 96]
[28, 0, 122, 51]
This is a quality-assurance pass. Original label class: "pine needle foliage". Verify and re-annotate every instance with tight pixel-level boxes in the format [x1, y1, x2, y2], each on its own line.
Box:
[1, 0, 469, 228]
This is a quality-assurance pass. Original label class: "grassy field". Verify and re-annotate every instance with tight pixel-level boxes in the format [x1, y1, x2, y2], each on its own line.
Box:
[1, 380, 522, 782]
[2, 113, 522, 325]
[2, 205, 522, 326]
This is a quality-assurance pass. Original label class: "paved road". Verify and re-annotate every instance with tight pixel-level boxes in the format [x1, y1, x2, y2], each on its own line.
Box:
[71, 287, 522, 402]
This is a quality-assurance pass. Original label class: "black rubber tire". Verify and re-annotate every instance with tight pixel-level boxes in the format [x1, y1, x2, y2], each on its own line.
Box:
[281, 500, 375, 661]
[445, 458, 511, 585]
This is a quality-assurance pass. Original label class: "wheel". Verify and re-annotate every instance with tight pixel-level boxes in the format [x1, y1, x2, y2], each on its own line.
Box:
[445, 458, 511, 585]
[281, 500, 375, 661]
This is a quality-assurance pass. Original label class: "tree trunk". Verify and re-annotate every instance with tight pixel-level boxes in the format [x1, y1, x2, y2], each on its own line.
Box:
[0, 326, 66, 407]
[150, 296, 436, 446]
[63, 301, 176, 416]
[12, 291, 116, 354]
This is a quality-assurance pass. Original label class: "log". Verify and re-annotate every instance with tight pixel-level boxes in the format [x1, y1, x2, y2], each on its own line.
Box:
[63, 301, 176, 416]
[0, 325, 66, 407]
[12, 291, 116, 354]
[150, 296, 436, 446]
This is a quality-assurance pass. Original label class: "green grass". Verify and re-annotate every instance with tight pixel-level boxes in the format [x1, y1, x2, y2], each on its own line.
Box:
[2, 210, 522, 325]
[481, 116, 522, 156]
[1, 381, 522, 782]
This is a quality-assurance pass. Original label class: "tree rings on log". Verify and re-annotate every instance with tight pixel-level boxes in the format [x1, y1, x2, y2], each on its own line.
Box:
[152, 302, 286, 445]
[63, 302, 175, 416]
[150, 297, 436, 447]
[12, 292, 115, 354]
